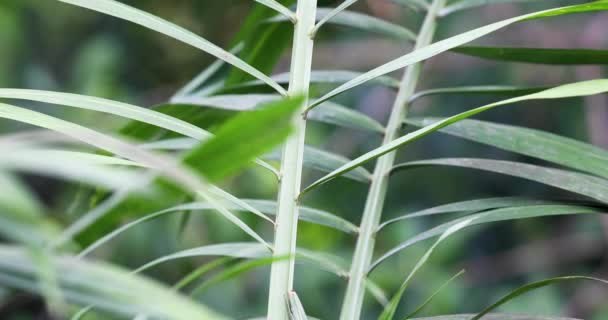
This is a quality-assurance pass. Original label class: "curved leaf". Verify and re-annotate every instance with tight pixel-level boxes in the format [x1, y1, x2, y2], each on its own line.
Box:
[406, 118, 608, 179]
[409, 86, 547, 103]
[0, 245, 228, 320]
[310, 1, 608, 109]
[172, 94, 384, 133]
[302, 79, 608, 195]
[442, 0, 560, 16]
[473, 276, 608, 320]
[378, 197, 557, 231]
[411, 314, 580, 320]
[79, 200, 357, 257]
[451, 46, 608, 65]
[311, 0, 360, 36]
[392, 158, 608, 204]
[255, 0, 296, 21]
[57, 0, 286, 95]
[269, 8, 416, 40]
[370, 205, 604, 272]
[404, 270, 466, 320]
[379, 219, 473, 320]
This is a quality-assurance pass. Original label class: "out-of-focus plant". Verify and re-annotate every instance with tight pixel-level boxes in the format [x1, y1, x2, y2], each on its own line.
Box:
[1, 0, 608, 319]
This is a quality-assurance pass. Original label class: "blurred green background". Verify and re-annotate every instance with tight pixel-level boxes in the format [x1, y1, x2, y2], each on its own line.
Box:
[0, 0, 607, 319]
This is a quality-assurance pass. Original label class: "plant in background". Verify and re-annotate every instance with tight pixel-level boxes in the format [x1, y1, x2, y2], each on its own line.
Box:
[1, 0, 608, 319]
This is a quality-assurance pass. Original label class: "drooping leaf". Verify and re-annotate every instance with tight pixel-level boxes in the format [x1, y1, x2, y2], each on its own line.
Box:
[172, 94, 385, 133]
[406, 118, 608, 179]
[302, 79, 608, 195]
[371, 205, 604, 272]
[56, 0, 287, 95]
[310, 1, 608, 109]
[472, 276, 608, 320]
[378, 197, 557, 231]
[0, 102, 269, 247]
[0, 245, 228, 320]
[255, 0, 296, 21]
[392, 158, 608, 204]
[451, 46, 608, 65]
[79, 200, 357, 257]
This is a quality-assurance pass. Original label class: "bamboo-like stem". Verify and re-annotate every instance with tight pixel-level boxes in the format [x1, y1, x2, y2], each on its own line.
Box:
[339, 1, 446, 319]
[267, 1, 317, 319]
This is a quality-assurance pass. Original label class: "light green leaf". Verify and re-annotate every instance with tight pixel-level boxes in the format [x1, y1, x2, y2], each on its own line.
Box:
[379, 197, 557, 231]
[173, 94, 384, 133]
[0, 245, 228, 320]
[302, 79, 608, 195]
[268, 8, 416, 40]
[311, 0, 360, 36]
[451, 46, 608, 65]
[79, 200, 357, 257]
[379, 219, 473, 320]
[310, 1, 608, 109]
[57, 0, 286, 95]
[371, 205, 604, 272]
[183, 96, 301, 182]
[407, 118, 608, 179]
[0, 102, 270, 247]
[392, 158, 608, 204]
[409, 86, 547, 103]
[472, 276, 608, 320]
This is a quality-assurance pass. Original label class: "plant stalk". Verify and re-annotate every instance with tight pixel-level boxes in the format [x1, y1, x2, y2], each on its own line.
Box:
[267, 1, 317, 319]
[339, 1, 446, 319]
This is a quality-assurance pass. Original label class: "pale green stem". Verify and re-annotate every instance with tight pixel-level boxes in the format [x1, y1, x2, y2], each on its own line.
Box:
[267, 1, 317, 319]
[338, 1, 446, 319]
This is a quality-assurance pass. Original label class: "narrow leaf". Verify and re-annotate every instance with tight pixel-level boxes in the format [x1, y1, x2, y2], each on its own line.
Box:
[288, 292, 309, 320]
[409, 86, 547, 103]
[404, 270, 466, 320]
[472, 276, 608, 320]
[392, 158, 608, 204]
[451, 46, 608, 65]
[407, 118, 608, 179]
[57, 0, 286, 95]
[379, 197, 557, 231]
[310, 1, 608, 108]
[255, 0, 296, 22]
[442, 0, 555, 16]
[302, 79, 608, 195]
[371, 205, 604, 272]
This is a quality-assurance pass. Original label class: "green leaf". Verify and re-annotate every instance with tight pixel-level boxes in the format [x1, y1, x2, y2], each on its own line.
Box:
[79, 200, 357, 257]
[379, 219, 473, 320]
[442, 0, 552, 16]
[302, 79, 608, 195]
[451, 46, 608, 65]
[379, 197, 557, 231]
[370, 205, 604, 272]
[407, 118, 608, 179]
[57, 0, 286, 95]
[310, 1, 608, 109]
[288, 292, 309, 320]
[472, 276, 608, 320]
[409, 86, 548, 103]
[410, 314, 580, 320]
[392, 158, 608, 204]
[0, 89, 212, 140]
[0, 102, 270, 247]
[142, 138, 372, 183]
[0, 245, 228, 320]
[268, 8, 416, 40]
[403, 270, 466, 320]
[183, 96, 302, 182]
[172, 94, 385, 133]
[311, 0, 360, 36]
[266, 145, 373, 182]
